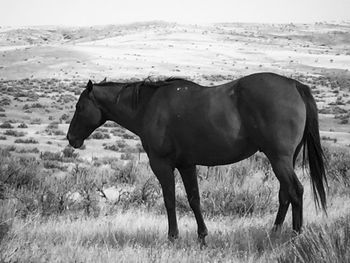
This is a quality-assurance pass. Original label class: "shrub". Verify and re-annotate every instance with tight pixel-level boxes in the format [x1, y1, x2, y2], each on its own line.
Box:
[129, 177, 161, 208]
[90, 131, 110, 140]
[45, 122, 65, 136]
[30, 118, 42, 124]
[14, 138, 39, 144]
[46, 122, 59, 130]
[70, 166, 100, 217]
[121, 152, 135, 160]
[40, 151, 62, 161]
[0, 154, 41, 191]
[110, 161, 138, 185]
[104, 140, 127, 151]
[0, 97, 11, 106]
[0, 122, 13, 129]
[121, 133, 136, 140]
[17, 123, 28, 128]
[103, 144, 119, 151]
[62, 146, 78, 159]
[15, 147, 40, 154]
[59, 113, 70, 123]
[110, 127, 126, 136]
[103, 121, 119, 128]
[3, 130, 25, 137]
[43, 160, 66, 170]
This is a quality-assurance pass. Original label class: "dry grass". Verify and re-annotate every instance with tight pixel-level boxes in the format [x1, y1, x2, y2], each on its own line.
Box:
[1, 143, 350, 262]
[1, 199, 350, 263]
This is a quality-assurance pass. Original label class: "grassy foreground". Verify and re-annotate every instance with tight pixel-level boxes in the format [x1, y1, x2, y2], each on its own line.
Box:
[1, 203, 350, 263]
[1, 144, 350, 262]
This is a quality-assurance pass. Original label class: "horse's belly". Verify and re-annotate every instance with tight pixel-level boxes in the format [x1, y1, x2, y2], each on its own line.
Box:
[175, 129, 257, 166]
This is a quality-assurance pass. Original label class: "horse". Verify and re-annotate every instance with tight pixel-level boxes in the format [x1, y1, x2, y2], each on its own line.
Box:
[67, 72, 327, 246]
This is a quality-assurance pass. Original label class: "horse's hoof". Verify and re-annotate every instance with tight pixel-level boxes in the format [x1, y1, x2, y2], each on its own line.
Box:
[199, 239, 207, 249]
[271, 224, 282, 235]
[168, 233, 179, 243]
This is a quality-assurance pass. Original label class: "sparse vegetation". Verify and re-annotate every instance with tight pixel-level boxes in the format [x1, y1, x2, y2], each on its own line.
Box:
[0, 142, 349, 262]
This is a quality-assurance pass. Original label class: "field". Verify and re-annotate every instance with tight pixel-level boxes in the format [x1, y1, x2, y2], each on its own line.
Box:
[0, 21, 350, 262]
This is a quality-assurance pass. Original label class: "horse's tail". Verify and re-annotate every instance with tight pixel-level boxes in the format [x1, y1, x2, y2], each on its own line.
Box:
[295, 82, 328, 213]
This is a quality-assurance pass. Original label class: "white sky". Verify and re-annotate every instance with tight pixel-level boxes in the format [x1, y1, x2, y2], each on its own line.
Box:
[1, 0, 350, 27]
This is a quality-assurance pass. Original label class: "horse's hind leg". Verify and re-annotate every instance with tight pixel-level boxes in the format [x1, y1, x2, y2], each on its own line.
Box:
[178, 165, 208, 246]
[269, 155, 304, 233]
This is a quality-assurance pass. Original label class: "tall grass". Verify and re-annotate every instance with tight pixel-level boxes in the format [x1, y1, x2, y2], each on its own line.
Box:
[0, 144, 350, 262]
[277, 215, 350, 263]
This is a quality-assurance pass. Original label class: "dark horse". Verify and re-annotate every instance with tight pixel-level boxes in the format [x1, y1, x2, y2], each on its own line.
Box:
[67, 72, 327, 245]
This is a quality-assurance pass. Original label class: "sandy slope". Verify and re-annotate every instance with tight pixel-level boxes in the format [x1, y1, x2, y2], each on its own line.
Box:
[1, 22, 349, 82]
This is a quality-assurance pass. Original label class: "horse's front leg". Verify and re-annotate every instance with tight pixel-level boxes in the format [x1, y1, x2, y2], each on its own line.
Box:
[149, 156, 178, 241]
[178, 165, 208, 247]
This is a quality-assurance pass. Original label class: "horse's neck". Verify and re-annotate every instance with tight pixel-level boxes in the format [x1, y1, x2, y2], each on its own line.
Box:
[93, 84, 151, 136]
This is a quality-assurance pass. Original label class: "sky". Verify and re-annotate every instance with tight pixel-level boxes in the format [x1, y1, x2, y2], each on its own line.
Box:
[1, 0, 350, 27]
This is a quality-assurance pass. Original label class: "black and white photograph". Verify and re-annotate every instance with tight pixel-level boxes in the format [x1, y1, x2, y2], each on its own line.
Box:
[0, 0, 349, 262]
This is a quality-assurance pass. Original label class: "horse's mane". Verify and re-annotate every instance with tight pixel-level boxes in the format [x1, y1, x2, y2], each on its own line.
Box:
[93, 77, 194, 109]
[94, 77, 192, 88]
[142, 77, 194, 89]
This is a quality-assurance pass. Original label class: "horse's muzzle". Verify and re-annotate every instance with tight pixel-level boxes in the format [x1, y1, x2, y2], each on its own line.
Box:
[67, 134, 84, 149]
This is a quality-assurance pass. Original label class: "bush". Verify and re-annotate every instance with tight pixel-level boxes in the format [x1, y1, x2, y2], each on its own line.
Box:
[62, 146, 78, 159]
[46, 122, 59, 130]
[90, 131, 110, 140]
[103, 121, 119, 128]
[129, 177, 161, 208]
[17, 123, 28, 128]
[70, 166, 100, 217]
[23, 103, 44, 110]
[121, 152, 135, 160]
[103, 140, 127, 151]
[110, 161, 138, 185]
[45, 122, 65, 135]
[0, 122, 13, 129]
[40, 151, 62, 161]
[3, 130, 25, 137]
[15, 147, 40, 154]
[59, 113, 70, 123]
[30, 118, 42, 124]
[0, 153, 41, 192]
[121, 133, 137, 140]
[14, 138, 39, 144]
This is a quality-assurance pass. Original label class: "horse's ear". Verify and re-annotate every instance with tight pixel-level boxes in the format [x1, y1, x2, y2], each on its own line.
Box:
[87, 80, 93, 92]
[100, 77, 107, 84]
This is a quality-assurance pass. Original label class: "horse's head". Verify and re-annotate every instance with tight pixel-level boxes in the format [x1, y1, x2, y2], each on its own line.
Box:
[67, 80, 106, 148]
